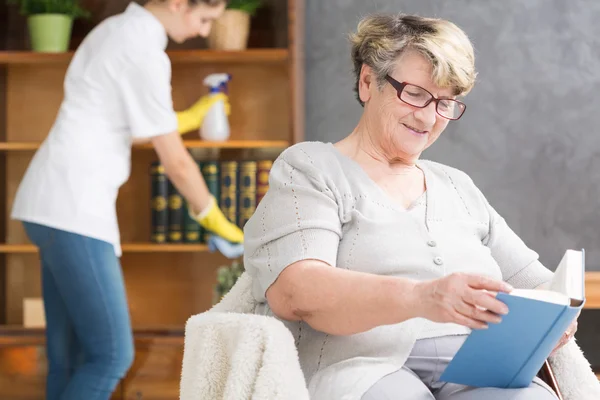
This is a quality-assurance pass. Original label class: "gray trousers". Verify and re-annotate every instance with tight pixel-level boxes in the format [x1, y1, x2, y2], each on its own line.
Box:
[362, 335, 558, 400]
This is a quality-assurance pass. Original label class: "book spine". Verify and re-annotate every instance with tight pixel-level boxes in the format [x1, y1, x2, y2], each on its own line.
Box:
[183, 161, 204, 243]
[220, 161, 238, 226]
[150, 162, 168, 243]
[201, 161, 220, 242]
[168, 180, 184, 243]
[237, 161, 257, 228]
[183, 198, 202, 243]
[256, 160, 273, 206]
[509, 305, 580, 388]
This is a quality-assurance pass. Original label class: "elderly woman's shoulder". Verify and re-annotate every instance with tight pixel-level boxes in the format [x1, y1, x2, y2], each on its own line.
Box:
[277, 141, 339, 171]
[419, 159, 479, 189]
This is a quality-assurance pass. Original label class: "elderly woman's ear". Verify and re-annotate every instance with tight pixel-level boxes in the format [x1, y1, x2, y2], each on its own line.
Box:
[358, 64, 375, 104]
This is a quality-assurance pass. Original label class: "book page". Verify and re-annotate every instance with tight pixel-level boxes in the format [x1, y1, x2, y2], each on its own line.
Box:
[549, 249, 585, 301]
[508, 288, 570, 305]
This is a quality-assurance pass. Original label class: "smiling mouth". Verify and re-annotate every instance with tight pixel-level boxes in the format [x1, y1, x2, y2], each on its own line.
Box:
[402, 123, 428, 135]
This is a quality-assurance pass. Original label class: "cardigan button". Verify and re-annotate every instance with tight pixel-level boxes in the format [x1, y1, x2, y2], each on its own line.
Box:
[427, 240, 437, 247]
[433, 256, 444, 266]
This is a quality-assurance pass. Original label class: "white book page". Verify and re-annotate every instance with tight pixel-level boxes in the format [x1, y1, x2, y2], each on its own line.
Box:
[505, 249, 584, 306]
[549, 249, 584, 301]
[508, 288, 570, 305]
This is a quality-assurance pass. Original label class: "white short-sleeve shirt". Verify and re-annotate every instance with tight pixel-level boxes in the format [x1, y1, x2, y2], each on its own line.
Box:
[11, 2, 178, 256]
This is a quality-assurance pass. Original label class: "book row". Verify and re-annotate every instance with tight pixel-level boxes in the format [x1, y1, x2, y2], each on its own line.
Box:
[150, 160, 273, 244]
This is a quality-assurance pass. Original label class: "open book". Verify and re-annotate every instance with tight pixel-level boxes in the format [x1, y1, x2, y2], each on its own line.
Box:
[440, 249, 585, 388]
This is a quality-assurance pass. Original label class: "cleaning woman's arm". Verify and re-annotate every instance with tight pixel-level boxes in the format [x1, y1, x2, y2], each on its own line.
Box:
[151, 131, 243, 243]
[132, 93, 227, 145]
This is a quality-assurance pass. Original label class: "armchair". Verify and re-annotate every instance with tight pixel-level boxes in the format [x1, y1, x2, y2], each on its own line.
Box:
[180, 272, 600, 400]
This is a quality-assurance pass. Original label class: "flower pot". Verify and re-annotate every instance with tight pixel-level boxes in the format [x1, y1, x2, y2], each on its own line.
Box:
[208, 10, 251, 51]
[28, 14, 74, 53]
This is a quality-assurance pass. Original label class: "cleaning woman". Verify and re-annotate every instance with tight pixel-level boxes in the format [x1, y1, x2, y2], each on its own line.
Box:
[10, 1, 240, 399]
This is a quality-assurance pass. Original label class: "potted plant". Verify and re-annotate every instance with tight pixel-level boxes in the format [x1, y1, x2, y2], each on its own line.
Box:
[6, 0, 90, 52]
[213, 260, 244, 304]
[208, 0, 264, 50]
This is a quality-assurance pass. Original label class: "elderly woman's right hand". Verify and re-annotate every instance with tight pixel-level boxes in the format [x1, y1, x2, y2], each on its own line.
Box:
[413, 273, 513, 330]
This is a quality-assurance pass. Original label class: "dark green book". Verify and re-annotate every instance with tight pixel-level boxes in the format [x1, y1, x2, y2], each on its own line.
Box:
[150, 161, 168, 243]
[201, 161, 220, 242]
[168, 180, 184, 243]
[220, 161, 238, 226]
[237, 161, 257, 228]
[183, 199, 202, 243]
[183, 161, 203, 243]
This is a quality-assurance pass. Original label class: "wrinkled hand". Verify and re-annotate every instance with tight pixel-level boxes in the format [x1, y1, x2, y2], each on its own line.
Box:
[551, 310, 580, 356]
[414, 273, 513, 330]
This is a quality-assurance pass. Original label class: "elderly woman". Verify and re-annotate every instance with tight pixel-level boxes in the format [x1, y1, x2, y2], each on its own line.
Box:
[244, 13, 575, 400]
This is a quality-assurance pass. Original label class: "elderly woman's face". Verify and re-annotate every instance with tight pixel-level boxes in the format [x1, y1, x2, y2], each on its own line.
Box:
[360, 51, 455, 160]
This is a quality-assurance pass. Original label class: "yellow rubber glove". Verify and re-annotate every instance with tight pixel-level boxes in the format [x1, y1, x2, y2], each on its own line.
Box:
[176, 93, 231, 135]
[191, 195, 244, 243]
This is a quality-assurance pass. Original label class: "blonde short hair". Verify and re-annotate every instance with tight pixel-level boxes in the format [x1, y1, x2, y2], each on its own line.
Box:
[196, 0, 225, 4]
[156, 0, 225, 5]
[349, 13, 477, 106]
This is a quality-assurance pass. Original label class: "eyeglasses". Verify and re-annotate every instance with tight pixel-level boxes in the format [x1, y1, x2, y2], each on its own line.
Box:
[384, 75, 467, 120]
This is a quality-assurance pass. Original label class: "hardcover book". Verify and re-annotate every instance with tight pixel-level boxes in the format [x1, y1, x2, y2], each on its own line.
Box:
[238, 161, 257, 228]
[167, 180, 184, 243]
[256, 160, 273, 206]
[150, 162, 168, 243]
[202, 161, 220, 242]
[220, 161, 238, 226]
[440, 249, 586, 388]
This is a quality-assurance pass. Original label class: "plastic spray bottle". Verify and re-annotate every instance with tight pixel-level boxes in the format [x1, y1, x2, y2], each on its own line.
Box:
[200, 73, 231, 141]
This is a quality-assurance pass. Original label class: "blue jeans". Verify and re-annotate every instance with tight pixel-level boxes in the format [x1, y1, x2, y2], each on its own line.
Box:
[23, 222, 134, 400]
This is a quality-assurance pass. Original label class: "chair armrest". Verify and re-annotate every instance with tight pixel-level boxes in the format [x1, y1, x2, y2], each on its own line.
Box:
[538, 360, 563, 400]
[181, 312, 310, 400]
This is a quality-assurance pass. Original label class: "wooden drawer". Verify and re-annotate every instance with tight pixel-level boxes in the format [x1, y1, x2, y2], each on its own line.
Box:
[0, 331, 183, 400]
[0, 345, 45, 400]
[117, 337, 183, 400]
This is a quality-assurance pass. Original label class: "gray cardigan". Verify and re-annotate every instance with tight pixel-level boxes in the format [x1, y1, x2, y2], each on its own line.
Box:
[244, 141, 553, 400]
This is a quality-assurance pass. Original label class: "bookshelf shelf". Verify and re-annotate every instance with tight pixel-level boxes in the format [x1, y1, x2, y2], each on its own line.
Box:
[0, 140, 290, 151]
[0, 243, 210, 253]
[0, 49, 289, 65]
[0, 142, 39, 151]
[0, 325, 184, 346]
[138, 139, 290, 149]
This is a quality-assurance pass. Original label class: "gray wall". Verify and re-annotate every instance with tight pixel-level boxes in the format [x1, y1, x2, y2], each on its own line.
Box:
[305, 0, 600, 271]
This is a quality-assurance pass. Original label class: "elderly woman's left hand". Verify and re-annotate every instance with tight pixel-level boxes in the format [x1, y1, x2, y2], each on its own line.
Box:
[551, 310, 580, 356]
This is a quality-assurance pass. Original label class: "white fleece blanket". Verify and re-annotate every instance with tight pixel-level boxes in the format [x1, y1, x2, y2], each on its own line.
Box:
[548, 339, 600, 399]
[181, 273, 600, 400]
[180, 273, 310, 400]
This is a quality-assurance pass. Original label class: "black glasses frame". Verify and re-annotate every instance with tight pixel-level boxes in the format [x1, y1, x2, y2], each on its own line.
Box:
[384, 75, 467, 120]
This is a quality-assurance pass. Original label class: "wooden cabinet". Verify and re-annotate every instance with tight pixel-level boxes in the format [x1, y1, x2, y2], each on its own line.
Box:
[0, 327, 185, 400]
[0, 0, 305, 398]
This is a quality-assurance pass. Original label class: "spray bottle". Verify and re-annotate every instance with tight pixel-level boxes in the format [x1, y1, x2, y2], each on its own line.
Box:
[200, 73, 231, 141]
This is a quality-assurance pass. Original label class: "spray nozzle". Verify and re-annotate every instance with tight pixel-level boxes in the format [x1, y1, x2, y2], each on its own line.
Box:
[204, 73, 231, 94]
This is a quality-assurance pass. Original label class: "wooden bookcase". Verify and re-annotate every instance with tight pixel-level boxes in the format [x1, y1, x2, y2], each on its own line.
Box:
[0, 0, 304, 398]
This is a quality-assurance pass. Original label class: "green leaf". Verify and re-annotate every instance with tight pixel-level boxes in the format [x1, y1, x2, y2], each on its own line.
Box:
[226, 0, 264, 16]
[212, 260, 245, 305]
[5, 0, 90, 19]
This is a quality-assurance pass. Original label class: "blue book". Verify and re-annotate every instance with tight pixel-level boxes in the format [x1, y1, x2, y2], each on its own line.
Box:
[440, 249, 585, 388]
